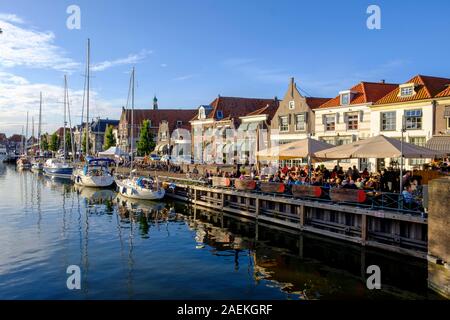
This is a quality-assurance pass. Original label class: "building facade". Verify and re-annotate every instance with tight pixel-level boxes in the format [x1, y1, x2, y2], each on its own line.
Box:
[371, 75, 450, 170]
[315, 81, 398, 170]
[270, 77, 330, 145]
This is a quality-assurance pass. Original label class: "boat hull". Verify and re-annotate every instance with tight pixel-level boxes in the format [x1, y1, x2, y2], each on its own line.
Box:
[73, 172, 115, 187]
[116, 179, 165, 200]
[43, 167, 73, 179]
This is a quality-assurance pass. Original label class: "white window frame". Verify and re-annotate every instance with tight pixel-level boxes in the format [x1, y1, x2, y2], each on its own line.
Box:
[324, 114, 336, 131]
[340, 93, 350, 105]
[279, 116, 289, 132]
[347, 113, 358, 130]
[405, 109, 422, 130]
[381, 111, 396, 131]
[398, 84, 415, 97]
[295, 113, 306, 131]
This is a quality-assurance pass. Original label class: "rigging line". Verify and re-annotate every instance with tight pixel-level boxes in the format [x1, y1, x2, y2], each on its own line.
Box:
[297, 85, 314, 97]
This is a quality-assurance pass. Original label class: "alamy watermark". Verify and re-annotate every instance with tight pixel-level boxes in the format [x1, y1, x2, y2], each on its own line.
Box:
[366, 265, 381, 289]
[66, 5, 81, 30]
[367, 5, 381, 30]
[66, 265, 81, 290]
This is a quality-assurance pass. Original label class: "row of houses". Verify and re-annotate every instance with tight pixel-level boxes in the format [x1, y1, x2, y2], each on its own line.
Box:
[116, 74, 450, 171]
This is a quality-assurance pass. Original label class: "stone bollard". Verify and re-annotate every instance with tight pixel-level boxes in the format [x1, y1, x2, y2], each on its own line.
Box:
[427, 177, 450, 299]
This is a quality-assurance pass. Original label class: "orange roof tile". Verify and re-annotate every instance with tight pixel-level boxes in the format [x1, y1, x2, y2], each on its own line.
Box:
[208, 96, 279, 120]
[306, 97, 332, 109]
[436, 84, 450, 98]
[375, 75, 450, 105]
[318, 82, 398, 109]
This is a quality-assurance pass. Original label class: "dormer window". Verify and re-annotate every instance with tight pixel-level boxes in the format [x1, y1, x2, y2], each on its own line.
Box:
[288, 101, 295, 110]
[198, 106, 206, 120]
[339, 90, 351, 105]
[216, 110, 224, 120]
[399, 84, 415, 97]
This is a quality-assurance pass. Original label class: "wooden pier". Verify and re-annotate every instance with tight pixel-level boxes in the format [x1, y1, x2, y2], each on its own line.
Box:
[159, 176, 428, 259]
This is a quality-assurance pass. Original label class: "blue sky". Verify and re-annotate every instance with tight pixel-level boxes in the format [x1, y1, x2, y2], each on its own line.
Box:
[1, 0, 450, 136]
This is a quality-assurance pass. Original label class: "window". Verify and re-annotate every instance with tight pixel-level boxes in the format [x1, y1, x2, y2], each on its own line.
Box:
[324, 115, 335, 131]
[289, 101, 295, 110]
[295, 113, 306, 131]
[347, 113, 358, 130]
[341, 93, 350, 105]
[447, 117, 450, 130]
[400, 85, 415, 97]
[405, 109, 422, 130]
[320, 137, 336, 145]
[409, 137, 426, 166]
[381, 111, 396, 131]
[279, 116, 289, 132]
[216, 110, 224, 119]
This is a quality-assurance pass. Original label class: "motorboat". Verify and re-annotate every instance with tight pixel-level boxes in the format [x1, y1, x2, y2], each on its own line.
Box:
[115, 176, 165, 200]
[17, 156, 31, 169]
[43, 158, 73, 179]
[73, 158, 115, 187]
[0, 145, 7, 163]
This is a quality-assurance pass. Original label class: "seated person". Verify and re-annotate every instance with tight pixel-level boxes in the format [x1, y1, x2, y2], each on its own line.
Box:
[402, 183, 419, 209]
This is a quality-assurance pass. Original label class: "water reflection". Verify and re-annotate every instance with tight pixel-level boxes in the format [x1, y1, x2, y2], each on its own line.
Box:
[0, 164, 440, 299]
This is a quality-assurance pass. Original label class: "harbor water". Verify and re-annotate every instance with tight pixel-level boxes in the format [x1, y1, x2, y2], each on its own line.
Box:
[0, 164, 440, 299]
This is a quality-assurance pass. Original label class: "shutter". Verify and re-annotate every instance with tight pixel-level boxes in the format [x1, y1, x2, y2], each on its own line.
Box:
[288, 114, 292, 124]
[343, 112, 348, 124]
[335, 113, 339, 124]
[322, 114, 326, 125]
[359, 110, 364, 122]
[304, 112, 308, 122]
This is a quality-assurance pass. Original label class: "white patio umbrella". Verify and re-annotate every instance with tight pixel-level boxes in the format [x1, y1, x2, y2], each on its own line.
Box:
[315, 135, 444, 192]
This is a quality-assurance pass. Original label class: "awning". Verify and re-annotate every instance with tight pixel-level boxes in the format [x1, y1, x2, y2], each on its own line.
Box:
[426, 135, 450, 154]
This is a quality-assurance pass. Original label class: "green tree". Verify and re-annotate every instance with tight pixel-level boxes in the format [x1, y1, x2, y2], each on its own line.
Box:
[40, 134, 49, 151]
[81, 129, 92, 155]
[103, 125, 116, 150]
[137, 120, 155, 156]
[65, 131, 72, 154]
[49, 133, 59, 152]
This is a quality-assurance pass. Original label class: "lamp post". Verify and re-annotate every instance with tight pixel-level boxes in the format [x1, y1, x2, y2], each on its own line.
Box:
[399, 115, 406, 193]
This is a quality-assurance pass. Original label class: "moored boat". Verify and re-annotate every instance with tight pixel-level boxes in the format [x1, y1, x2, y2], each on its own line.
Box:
[116, 176, 165, 200]
[43, 158, 73, 179]
[73, 158, 115, 187]
[17, 156, 31, 169]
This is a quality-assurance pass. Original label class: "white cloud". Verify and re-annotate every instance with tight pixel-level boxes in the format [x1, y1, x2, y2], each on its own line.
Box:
[0, 15, 80, 73]
[91, 49, 152, 72]
[173, 74, 197, 81]
[0, 13, 24, 24]
[160, 63, 168, 68]
[0, 71, 120, 136]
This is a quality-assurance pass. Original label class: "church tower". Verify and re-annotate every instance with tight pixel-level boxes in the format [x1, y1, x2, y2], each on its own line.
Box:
[153, 95, 158, 110]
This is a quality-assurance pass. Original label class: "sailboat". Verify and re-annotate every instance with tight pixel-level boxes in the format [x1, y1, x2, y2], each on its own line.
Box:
[43, 76, 73, 179]
[115, 67, 165, 200]
[17, 114, 31, 169]
[32, 92, 44, 172]
[73, 39, 115, 188]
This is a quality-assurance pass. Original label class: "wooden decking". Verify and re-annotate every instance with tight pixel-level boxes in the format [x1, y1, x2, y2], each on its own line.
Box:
[159, 176, 428, 259]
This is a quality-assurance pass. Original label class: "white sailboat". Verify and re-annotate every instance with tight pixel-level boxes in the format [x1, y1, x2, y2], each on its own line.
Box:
[32, 92, 44, 172]
[43, 76, 73, 179]
[73, 39, 115, 188]
[17, 114, 31, 169]
[115, 67, 165, 200]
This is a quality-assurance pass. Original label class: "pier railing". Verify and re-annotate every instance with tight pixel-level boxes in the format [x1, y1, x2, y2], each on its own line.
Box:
[158, 176, 425, 216]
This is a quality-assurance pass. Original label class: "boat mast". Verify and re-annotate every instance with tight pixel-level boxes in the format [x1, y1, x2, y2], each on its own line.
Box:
[66, 77, 76, 161]
[130, 67, 135, 175]
[85, 38, 90, 157]
[63, 75, 67, 159]
[25, 111, 29, 155]
[38, 92, 42, 156]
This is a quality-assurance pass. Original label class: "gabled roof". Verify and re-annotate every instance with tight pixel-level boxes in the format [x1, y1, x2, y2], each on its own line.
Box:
[193, 96, 279, 121]
[243, 103, 279, 119]
[122, 108, 197, 131]
[8, 134, 24, 142]
[375, 75, 450, 105]
[318, 82, 398, 109]
[436, 84, 450, 98]
[0, 133, 7, 142]
[306, 97, 332, 109]
[90, 119, 120, 133]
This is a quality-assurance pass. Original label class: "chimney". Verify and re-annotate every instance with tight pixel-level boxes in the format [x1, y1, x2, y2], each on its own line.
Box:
[290, 77, 295, 97]
[380, 79, 385, 84]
